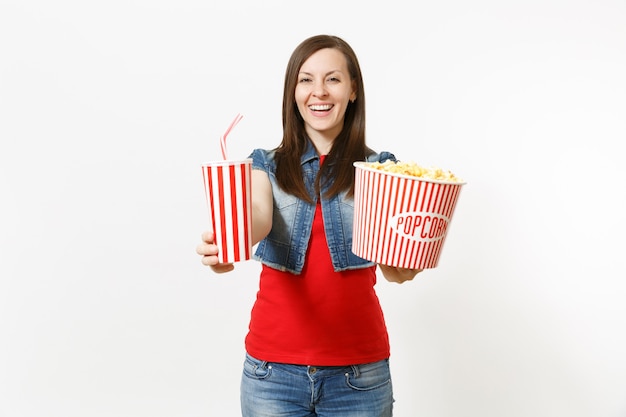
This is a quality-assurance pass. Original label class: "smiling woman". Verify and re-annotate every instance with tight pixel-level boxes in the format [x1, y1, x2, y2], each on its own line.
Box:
[196, 34, 422, 417]
[3, 1, 626, 416]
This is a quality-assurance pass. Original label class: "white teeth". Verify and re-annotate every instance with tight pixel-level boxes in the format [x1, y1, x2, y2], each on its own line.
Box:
[309, 104, 332, 111]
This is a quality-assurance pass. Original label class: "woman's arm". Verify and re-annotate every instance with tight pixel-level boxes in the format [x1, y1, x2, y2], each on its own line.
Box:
[250, 169, 273, 245]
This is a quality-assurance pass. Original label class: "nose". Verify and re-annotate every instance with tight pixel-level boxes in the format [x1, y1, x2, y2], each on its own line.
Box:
[312, 80, 328, 97]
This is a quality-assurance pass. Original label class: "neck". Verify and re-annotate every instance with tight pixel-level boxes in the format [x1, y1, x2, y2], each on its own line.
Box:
[308, 134, 334, 156]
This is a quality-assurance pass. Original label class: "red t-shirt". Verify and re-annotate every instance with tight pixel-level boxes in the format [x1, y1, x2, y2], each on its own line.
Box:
[245, 159, 390, 366]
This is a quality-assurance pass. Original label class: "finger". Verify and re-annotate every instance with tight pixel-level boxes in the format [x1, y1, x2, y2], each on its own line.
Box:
[211, 263, 235, 274]
[200, 254, 234, 272]
[201, 230, 215, 243]
[200, 254, 216, 266]
[196, 243, 217, 256]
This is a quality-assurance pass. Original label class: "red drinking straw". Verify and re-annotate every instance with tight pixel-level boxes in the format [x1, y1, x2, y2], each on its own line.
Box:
[220, 113, 243, 160]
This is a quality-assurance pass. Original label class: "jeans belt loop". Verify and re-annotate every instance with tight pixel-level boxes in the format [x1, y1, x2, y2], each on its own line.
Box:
[350, 364, 360, 378]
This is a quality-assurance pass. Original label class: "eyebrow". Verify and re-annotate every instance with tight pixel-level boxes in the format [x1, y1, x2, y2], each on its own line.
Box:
[298, 70, 345, 77]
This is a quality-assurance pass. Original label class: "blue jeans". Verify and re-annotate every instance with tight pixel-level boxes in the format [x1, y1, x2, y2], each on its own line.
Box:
[240, 353, 394, 417]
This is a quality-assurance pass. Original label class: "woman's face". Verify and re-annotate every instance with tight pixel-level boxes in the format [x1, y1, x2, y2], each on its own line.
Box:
[295, 48, 356, 144]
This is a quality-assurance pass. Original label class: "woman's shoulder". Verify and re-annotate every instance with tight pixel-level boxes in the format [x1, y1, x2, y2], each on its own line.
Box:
[248, 148, 278, 170]
[248, 148, 277, 159]
[365, 149, 398, 163]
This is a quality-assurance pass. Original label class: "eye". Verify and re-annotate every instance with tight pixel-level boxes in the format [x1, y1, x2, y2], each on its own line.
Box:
[298, 77, 312, 83]
[327, 77, 340, 83]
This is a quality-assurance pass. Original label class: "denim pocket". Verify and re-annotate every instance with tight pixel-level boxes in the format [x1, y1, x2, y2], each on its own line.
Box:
[344, 360, 391, 391]
[242, 353, 272, 380]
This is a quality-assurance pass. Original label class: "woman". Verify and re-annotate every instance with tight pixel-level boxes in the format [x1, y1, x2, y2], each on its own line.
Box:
[197, 34, 421, 417]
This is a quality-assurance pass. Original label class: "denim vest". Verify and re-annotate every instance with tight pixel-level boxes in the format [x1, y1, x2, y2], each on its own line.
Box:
[249, 141, 397, 275]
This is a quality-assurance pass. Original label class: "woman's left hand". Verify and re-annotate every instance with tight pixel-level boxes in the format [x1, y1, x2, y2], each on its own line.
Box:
[378, 264, 423, 284]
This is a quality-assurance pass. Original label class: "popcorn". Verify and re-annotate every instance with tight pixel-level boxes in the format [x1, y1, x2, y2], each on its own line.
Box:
[364, 160, 463, 183]
[352, 161, 466, 269]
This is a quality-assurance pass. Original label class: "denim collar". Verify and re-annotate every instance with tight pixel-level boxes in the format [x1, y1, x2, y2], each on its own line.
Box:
[300, 139, 320, 166]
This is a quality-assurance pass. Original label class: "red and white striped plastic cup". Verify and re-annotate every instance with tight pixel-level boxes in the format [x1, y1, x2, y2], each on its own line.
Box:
[202, 159, 253, 263]
[352, 162, 465, 269]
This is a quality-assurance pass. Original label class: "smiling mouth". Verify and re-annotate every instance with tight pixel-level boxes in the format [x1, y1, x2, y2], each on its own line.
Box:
[309, 104, 333, 112]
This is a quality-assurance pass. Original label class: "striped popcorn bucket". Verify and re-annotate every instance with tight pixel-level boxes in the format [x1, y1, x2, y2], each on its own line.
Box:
[202, 159, 253, 263]
[352, 162, 465, 269]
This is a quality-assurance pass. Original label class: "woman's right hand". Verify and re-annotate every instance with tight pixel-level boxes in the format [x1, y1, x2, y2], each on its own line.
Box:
[196, 230, 235, 273]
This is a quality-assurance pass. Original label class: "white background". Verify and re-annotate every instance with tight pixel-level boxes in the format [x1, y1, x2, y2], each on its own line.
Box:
[1, 0, 625, 416]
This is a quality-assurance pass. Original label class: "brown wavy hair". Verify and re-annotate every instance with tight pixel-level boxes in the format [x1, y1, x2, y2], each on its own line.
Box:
[274, 34, 373, 203]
